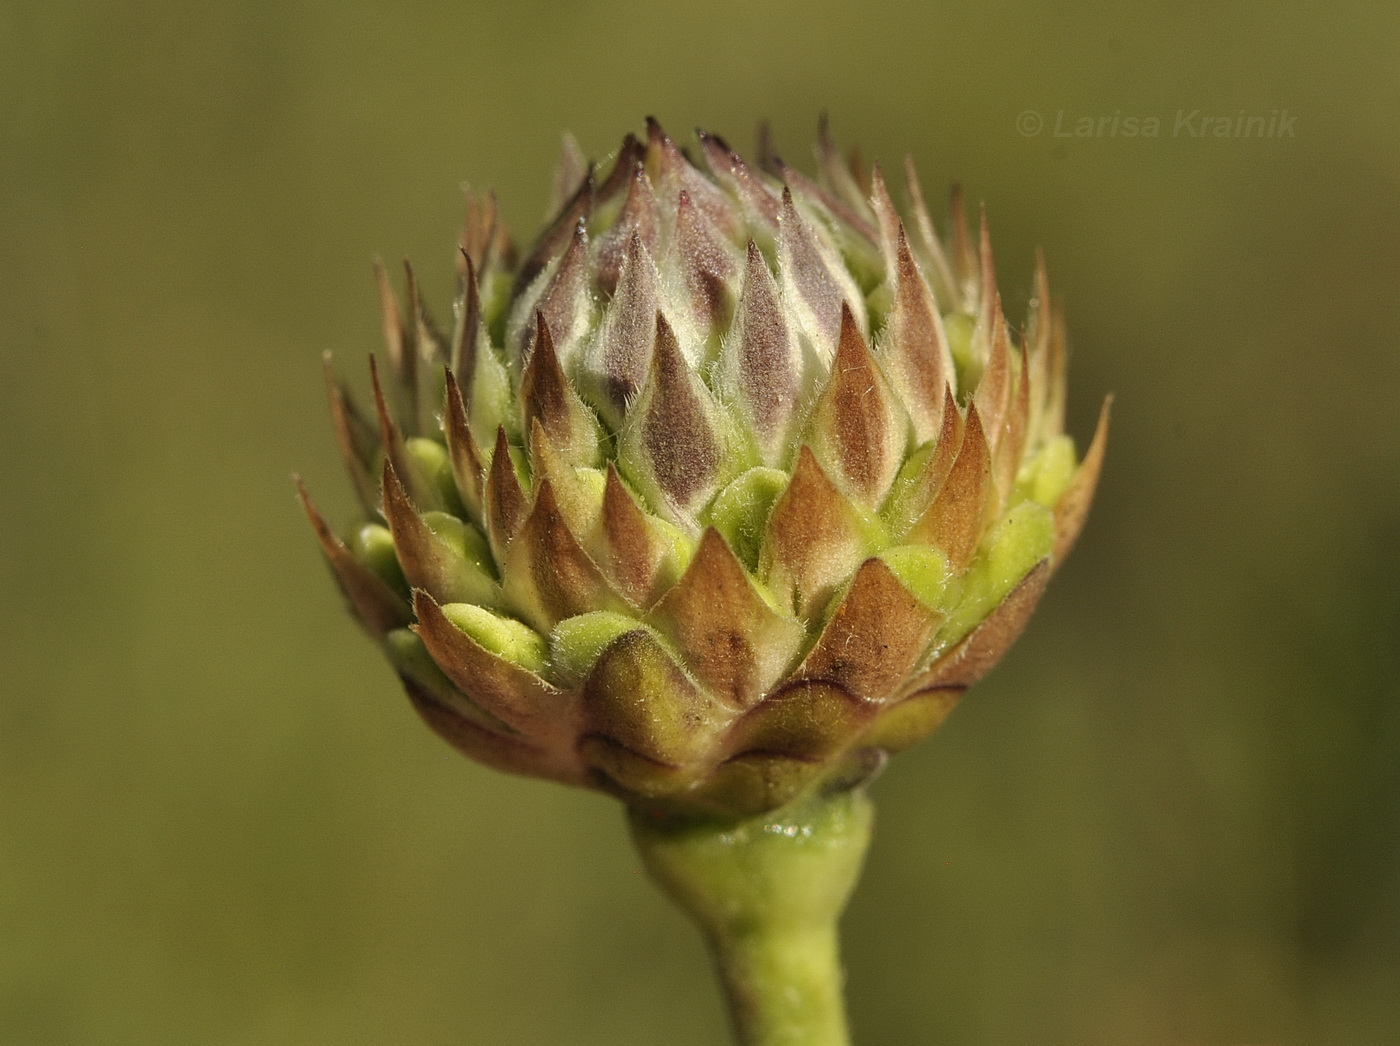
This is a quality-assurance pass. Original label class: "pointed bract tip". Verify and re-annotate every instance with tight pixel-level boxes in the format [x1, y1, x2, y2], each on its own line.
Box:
[367, 354, 393, 433]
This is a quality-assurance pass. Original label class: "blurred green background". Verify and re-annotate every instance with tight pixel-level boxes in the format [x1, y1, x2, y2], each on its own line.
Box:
[3, 1, 1397, 1043]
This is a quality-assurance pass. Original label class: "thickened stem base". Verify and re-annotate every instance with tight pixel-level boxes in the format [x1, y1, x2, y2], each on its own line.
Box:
[628, 788, 874, 1046]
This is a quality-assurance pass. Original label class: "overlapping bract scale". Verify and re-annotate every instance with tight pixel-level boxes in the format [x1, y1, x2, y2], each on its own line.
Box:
[304, 120, 1108, 818]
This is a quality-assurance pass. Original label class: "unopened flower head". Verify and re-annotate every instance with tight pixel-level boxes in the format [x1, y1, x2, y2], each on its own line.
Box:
[301, 119, 1108, 820]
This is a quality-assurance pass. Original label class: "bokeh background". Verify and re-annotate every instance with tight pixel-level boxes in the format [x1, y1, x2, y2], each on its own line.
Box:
[3, 1, 1398, 1043]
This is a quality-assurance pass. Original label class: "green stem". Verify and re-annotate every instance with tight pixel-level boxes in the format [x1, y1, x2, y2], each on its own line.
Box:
[628, 787, 874, 1046]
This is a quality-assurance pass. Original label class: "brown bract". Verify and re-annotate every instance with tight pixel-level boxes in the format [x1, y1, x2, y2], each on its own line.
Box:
[297, 478, 408, 637]
[650, 529, 804, 711]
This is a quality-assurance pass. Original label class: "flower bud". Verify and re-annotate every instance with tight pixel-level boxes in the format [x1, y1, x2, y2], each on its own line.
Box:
[302, 121, 1108, 819]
